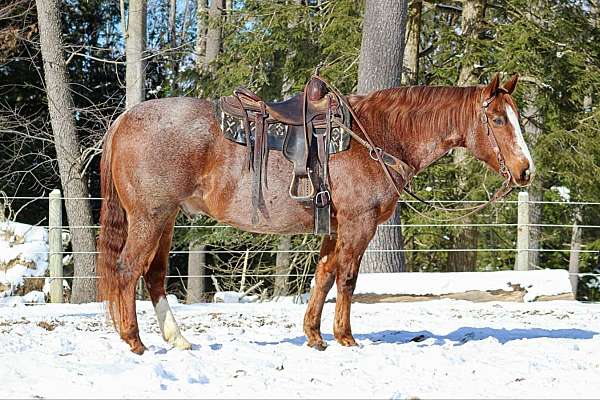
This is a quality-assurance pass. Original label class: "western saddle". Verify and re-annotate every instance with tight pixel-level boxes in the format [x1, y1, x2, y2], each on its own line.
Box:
[219, 75, 352, 235]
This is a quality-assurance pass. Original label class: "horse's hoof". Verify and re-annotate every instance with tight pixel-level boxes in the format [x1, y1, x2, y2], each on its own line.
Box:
[336, 335, 357, 347]
[172, 335, 192, 350]
[307, 340, 328, 351]
[130, 344, 147, 355]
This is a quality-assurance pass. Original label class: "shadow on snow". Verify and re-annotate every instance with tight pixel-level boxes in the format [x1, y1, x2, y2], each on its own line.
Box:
[253, 327, 599, 347]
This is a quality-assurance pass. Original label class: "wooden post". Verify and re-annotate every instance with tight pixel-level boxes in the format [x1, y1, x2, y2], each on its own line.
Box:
[136, 278, 144, 300]
[568, 209, 582, 296]
[186, 242, 206, 304]
[48, 189, 63, 303]
[516, 191, 530, 271]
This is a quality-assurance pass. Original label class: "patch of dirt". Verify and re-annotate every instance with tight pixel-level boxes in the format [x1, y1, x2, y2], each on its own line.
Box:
[37, 321, 59, 331]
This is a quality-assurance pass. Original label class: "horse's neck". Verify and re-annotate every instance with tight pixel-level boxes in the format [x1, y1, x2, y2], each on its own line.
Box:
[356, 86, 480, 173]
[402, 125, 467, 172]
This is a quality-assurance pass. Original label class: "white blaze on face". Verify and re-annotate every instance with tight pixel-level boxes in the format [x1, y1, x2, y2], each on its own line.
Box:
[505, 104, 535, 173]
[154, 297, 192, 350]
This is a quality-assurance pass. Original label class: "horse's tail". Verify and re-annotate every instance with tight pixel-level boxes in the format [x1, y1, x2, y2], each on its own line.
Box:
[97, 114, 127, 330]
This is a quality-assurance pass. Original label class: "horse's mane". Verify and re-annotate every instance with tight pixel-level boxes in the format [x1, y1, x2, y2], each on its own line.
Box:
[352, 85, 482, 145]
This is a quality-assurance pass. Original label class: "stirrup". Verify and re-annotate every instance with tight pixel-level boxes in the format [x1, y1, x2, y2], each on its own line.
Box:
[289, 174, 315, 201]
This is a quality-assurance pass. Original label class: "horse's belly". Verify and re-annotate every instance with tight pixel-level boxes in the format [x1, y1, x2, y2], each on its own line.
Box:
[186, 146, 316, 235]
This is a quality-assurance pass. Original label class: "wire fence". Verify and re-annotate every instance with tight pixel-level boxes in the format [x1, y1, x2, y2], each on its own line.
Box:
[3, 193, 600, 299]
[4, 194, 600, 205]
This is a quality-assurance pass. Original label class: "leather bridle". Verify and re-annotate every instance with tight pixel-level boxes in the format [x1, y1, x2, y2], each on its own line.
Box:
[481, 90, 513, 185]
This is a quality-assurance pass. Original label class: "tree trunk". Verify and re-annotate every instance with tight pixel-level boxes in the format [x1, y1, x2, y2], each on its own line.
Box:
[401, 0, 422, 85]
[281, 0, 304, 97]
[447, 0, 485, 273]
[195, 0, 208, 68]
[168, 0, 179, 93]
[273, 236, 292, 297]
[272, 0, 305, 289]
[568, 209, 582, 297]
[457, 0, 485, 85]
[357, 0, 408, 93]
[357, 0, 409, 274]
[125, 0, 147, 108]
[522, 91, 544, 269]
[204, 0, 225, 69]
[361, 209, 406, 273]
[186, 242, 206, 303]
[35, 0, 97, 303]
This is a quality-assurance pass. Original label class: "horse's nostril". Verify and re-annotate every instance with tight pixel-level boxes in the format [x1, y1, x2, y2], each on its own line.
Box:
[522, 169, 531, 182]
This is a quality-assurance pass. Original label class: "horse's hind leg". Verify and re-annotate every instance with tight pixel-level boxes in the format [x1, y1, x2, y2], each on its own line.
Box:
[144, 214, 192, 350]
[116, 213, 170, 354]
[303, 235, 337, 350]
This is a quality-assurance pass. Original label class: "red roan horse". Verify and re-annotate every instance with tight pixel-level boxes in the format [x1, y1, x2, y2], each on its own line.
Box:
[97, 73, 533, 354]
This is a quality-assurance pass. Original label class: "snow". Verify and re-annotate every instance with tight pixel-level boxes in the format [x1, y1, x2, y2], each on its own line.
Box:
[325, 270, 573, 302]
[551, 186, 571, 202]
[213, 291, 257, 303]
[1, 299, 599, 398]
[0, 221, 48, 293]
[0, 290, 45, 306]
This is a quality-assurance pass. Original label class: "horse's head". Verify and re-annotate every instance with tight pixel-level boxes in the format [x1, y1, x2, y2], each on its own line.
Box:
[469, 74, 535, 187]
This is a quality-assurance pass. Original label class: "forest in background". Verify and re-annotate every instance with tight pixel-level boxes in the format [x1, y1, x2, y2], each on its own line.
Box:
[1, 0, 600, 302]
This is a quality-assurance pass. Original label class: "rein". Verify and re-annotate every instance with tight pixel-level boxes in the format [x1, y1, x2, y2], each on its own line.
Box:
[314, 75, 514, 221]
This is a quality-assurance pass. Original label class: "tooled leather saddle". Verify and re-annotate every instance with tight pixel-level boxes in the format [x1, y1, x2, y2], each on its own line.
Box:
[219, 76, 352, 235]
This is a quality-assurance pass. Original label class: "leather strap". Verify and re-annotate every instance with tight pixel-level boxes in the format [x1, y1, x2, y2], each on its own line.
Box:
[233, 93, 254, 170]
[251, 102, 269, 224]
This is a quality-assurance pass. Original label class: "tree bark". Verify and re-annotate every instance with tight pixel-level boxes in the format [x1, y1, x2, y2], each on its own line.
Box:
[204, 0, 225, 69]
[361, 209, 406, 273]
[195, 0, 208, 68]
[447, 0, 485, 273]
[457, 0, 485, 85]
[186, 242, 206, 303]
[35, 0, 97, 303]
[281, 0, 304, 97]
[168, 0, 179, 93]
[401, 0, 422, 85]
[273, 236, 292, 297]
[358, 0, 409, 274]
[522, 91, 544, 269]
[125, 0, 147, 108]
[357, 0, 408, 93]
[273, 0, 305, 288]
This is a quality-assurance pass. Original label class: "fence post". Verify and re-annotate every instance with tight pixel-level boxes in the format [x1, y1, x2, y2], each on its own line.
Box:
[48, 189, 63, 303]
[516, 191, 530, 271]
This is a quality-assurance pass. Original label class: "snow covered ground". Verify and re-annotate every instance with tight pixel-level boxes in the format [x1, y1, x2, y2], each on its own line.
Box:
[1, 299, 600, 398]
[325, 269, 574, 302]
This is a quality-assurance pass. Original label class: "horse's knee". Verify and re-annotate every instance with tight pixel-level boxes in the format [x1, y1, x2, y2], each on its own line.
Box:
[336, 269, 358, 293]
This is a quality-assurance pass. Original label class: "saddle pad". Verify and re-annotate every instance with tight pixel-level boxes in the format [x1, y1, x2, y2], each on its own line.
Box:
[221, 113, 351, 155]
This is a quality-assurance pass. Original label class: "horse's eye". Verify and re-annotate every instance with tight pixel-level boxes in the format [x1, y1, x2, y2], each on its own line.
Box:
[493, 117, 505, 126]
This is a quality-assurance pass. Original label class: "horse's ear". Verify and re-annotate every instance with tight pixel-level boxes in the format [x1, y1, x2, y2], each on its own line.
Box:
[483, 73, 501, 99]
[502, 74, 519, 94]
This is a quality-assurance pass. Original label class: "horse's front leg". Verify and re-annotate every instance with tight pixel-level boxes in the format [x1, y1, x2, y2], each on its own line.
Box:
[333, 215, 377, 347]
[303, 235, 337, 350]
